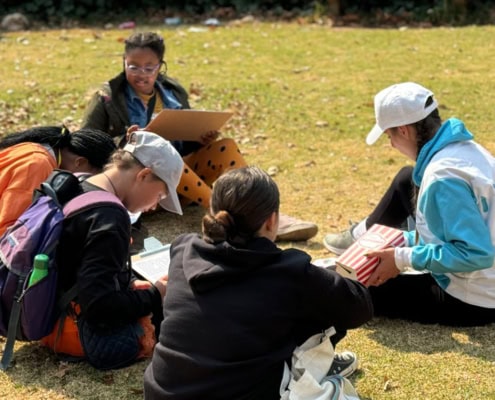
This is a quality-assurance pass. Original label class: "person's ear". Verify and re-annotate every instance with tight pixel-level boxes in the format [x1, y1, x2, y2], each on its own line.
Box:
[136, 167, 153, 182]
[74, 156, 86, 169]
[74, 157, 102, 174]
[399, 125, 416, 139]
[264, 212, 279, 234]
[398, 125, 408, 137]
[256, 211, 279, 242]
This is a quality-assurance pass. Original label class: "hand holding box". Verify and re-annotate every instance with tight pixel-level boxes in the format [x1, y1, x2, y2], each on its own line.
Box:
[335, 224, 405, 284]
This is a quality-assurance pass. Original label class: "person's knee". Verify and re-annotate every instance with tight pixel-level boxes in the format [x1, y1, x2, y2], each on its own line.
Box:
[215, 137, 238, 150]
[393, 166, 413, 188]
[397, 165, 413, 180]
[216, 138, 236, 145]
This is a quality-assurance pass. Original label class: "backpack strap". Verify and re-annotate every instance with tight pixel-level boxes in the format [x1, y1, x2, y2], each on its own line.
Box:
[37, 191, 126, 268]
[63, 190, 125, 217]
[51, 284, 79, 357]
[0, 275, 27, 370]
[50, 191, 126, 359]
[40, 181, 61, 208]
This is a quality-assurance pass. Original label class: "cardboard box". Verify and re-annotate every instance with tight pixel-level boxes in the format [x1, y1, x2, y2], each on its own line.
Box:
[335, 224, 406, 284]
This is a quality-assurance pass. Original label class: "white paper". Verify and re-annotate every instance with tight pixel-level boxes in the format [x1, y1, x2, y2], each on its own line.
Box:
[131, 240, 171, 283]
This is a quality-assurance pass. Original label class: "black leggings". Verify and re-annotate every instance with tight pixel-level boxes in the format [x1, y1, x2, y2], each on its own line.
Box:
[366, 166, 415, 230]
[369, 273, 495, 326]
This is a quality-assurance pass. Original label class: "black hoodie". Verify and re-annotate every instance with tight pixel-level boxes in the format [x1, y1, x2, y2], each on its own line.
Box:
[144, 233, 373, 400]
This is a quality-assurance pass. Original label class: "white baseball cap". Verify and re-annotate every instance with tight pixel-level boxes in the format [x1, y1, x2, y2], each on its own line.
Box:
[366, 82, 438, 145]
[124, 131, 184, 215]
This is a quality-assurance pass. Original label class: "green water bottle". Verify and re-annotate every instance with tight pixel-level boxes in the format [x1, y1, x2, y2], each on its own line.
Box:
[28, 254, 49, 287]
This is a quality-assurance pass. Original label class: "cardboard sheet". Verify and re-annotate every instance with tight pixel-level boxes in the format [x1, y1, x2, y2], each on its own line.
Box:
[145, 109, 233, 141]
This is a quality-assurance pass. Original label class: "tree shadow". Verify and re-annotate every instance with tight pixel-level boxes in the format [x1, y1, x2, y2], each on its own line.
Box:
[141, 202, 204, 244]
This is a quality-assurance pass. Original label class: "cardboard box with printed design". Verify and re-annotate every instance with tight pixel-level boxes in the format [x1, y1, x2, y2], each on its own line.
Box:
[335, 224, 406, 284]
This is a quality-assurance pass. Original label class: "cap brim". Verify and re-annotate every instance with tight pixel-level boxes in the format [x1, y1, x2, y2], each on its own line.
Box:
[366, 124, 384, 145]
[159, 191, 183, 215]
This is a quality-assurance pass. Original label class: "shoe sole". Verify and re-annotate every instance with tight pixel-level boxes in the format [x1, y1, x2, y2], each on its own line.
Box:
[276, 226, 318, 242]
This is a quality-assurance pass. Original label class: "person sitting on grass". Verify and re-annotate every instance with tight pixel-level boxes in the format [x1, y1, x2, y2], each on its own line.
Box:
[0, 126, 116, 236]
[144, 166, 373, 399]
[82, 31, 317, 242]
[41, 131, 182, 369]
[364, 82, 495, 326]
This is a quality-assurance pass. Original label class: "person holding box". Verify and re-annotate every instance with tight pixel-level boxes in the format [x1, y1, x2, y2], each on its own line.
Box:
[83, 31, 317, 242]
[364, 82, 495, 326]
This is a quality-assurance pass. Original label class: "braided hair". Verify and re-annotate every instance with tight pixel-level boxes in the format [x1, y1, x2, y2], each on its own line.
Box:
[67, 128, 116, 170]
[0, 126, 70, 150]
[124, 31, 167, 74]
[412, 96, 442, 158]
[407, 96, 442, 210]
[125, 31, 165, 61]
[0, 126, 116, 170]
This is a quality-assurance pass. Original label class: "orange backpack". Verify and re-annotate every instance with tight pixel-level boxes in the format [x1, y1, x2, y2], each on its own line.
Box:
[41, 303, 156, 361]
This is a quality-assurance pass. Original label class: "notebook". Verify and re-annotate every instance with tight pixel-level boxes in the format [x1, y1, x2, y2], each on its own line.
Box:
[131, 237, 171, 283]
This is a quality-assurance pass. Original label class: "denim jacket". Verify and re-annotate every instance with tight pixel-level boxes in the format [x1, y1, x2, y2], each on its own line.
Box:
[82, 73, 200, 155]
[125, 81, 183, 128]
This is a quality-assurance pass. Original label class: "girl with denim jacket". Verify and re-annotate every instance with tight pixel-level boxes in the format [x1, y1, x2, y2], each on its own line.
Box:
[83, 31, 317, 242]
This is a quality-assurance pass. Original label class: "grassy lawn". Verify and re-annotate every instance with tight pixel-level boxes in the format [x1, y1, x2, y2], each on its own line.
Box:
[1, 22, 495, 399]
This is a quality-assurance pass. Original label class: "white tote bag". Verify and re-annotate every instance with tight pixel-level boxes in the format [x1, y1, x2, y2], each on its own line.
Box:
[280, 327, 360, 400]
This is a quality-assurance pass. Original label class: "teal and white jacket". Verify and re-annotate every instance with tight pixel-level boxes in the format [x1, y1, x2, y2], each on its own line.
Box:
[395, 118, 495, 308]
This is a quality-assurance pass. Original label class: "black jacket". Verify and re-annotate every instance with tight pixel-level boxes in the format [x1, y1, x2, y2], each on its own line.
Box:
[56, 181, 162, 330]
[144, 233, 373, 400]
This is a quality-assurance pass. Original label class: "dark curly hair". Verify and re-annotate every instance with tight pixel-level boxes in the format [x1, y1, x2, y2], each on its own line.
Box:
[124, 31, 165, 62]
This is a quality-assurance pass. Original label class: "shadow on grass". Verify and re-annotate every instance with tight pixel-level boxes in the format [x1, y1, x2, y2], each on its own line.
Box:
[364, 317, 495, 362]
[141, 203, 205, 244]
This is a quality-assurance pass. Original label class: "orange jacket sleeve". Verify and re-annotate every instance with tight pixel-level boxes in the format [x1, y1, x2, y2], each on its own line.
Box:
[0, 143, 56, 236]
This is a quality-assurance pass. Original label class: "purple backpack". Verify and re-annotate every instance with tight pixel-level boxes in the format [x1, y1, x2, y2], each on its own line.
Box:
[0, 170, 124, 369]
